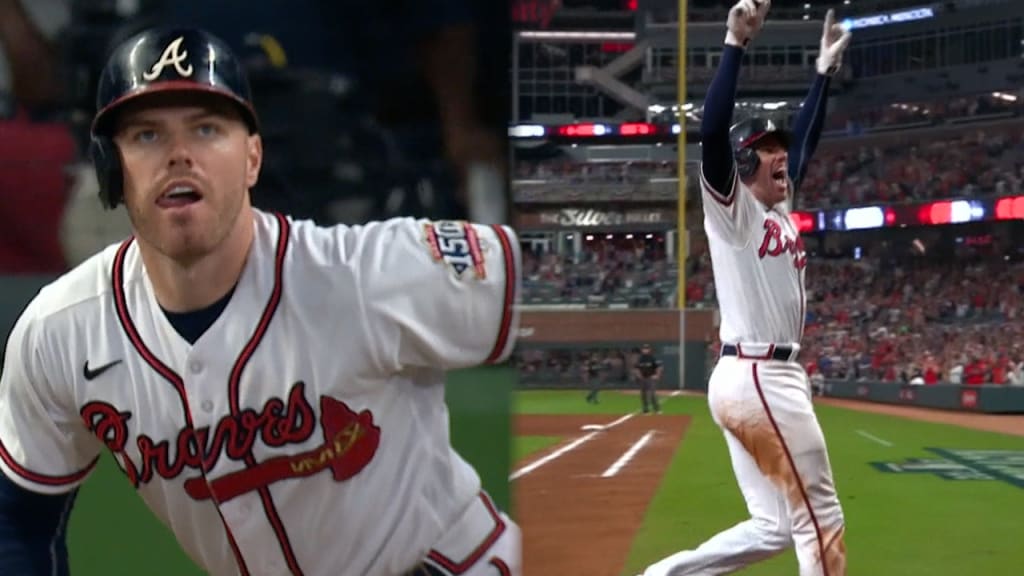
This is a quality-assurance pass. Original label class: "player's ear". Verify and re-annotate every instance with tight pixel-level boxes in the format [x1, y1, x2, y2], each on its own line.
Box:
[245, 133, 262, 189]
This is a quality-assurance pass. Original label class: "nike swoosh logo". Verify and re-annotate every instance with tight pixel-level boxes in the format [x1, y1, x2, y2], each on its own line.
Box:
[83, 359, 123, 381]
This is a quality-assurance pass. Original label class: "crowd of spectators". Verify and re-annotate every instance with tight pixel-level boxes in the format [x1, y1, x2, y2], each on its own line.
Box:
[515, 120, 1024, 209]
[798, 124, 1024, 209]
[513, 160, 675, 185]
[520, 233, 1024, 385]
[823, 92, 1022, 135]
[521, 236, 677, 307]
[796, 256, 1024, 385]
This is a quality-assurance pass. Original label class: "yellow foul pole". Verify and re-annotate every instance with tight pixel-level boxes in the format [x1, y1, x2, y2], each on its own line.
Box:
[676, 0, 689, 389]
[676, 0, 688, 311]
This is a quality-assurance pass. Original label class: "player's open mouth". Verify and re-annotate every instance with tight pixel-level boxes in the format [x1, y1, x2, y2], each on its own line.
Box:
[157, 181, 204, 208]
[771, 167, 786, 188]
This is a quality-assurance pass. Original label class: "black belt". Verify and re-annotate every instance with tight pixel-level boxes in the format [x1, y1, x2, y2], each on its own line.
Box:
[721, 343, 795, 361]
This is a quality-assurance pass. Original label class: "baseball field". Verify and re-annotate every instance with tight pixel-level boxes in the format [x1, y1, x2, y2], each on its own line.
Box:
[512, 389, 1024, 576]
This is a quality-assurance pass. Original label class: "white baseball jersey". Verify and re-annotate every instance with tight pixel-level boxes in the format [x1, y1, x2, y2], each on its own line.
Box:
[700, 165, 807, 345]
[0, 209, 522, 576]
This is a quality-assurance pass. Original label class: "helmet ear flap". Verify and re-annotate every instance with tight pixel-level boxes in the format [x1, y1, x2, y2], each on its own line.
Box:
[90, 134, 123, 210]
[734, 147, 760, 180]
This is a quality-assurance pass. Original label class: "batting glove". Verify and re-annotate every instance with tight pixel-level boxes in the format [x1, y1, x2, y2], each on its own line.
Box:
[725, 0, 771, 48]
[816, 8, 852, 76]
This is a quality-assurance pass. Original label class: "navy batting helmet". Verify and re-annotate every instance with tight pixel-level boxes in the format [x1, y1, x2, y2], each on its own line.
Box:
[89, 28, 260, 209]
[729, 117, 789, 180]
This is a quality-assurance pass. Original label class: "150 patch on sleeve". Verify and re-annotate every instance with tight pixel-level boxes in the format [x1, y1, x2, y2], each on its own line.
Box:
[423, 221, 488, 280]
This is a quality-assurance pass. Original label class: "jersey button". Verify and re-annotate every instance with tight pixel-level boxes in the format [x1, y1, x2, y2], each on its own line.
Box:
[201, 400, 213, 412]
[189, 360, 203, 374]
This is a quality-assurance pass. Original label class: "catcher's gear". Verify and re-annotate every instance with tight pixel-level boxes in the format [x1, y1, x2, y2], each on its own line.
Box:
[89, 28, 260, 209]
[729, 117, 789, 179]
[726, 0, 771, 48]
[816, 8, 853, 76]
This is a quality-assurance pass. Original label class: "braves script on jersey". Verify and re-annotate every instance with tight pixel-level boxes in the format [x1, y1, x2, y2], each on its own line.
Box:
[0, 210, 521, 576]
[700, 168, 807, 345]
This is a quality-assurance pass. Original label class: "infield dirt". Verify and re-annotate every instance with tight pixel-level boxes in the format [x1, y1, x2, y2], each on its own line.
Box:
[513, 414, 690, 576]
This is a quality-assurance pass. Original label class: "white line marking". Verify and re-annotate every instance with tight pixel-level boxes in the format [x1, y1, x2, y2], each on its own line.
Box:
[856, 429, 893, 447]
[669, 390, 682, 397]
[601, 430, 656, 478]
[603, 413, 635, 429]
[511, 413, 635, 480]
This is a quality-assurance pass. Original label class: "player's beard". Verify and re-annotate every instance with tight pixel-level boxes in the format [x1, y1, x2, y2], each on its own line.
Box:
[126, 182, 250, 268]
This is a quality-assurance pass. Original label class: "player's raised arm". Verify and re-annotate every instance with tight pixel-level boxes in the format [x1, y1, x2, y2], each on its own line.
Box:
[700, 0, 770, 197]
[787, 8, 851, 195]
[349, 218, 521, 373]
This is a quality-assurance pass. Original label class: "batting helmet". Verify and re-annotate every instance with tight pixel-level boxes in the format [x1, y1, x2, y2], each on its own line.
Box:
[729, 117, 789, 180]
[89, 28, 260, 209]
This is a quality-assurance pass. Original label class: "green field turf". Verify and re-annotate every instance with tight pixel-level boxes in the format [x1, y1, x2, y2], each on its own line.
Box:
[514, 390, 1024, 575]
[514, 435, 563, 461]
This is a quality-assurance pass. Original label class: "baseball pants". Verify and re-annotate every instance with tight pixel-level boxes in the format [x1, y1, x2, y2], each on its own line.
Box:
[641, 378, 660, 413]
[641, 356, 845, 576]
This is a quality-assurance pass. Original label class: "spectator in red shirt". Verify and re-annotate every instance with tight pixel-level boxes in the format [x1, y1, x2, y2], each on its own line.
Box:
[990, 357, 1008, 385]
[964, 356, 988, 385]
[922, 354, 941, 385]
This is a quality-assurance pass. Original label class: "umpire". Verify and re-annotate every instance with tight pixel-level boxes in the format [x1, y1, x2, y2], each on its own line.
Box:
[633, 344, 663, 414]
[583, 352, 605, 404]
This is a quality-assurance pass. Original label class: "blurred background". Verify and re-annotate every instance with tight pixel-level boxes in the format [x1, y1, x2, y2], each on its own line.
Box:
[0, 0, 510, 277]
[508, 0, 1024, 395]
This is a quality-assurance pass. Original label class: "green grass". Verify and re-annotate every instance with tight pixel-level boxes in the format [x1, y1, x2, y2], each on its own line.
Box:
[515, 390, 1024, 575]
[515, 389, 650, 415]
[514, 435, 564, 461]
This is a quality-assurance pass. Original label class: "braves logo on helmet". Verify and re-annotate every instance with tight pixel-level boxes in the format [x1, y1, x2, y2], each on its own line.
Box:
[142, 35, 194, 80]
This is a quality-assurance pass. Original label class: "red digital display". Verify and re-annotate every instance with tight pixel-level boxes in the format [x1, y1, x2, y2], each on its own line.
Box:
[619, 122, 655, 136]
[601, 42, 635, 53]
[995, 196, 1024, 220]
[790, 211, 816, 234]
[557, 124, 597, 137]
[920, 201, 953, 225]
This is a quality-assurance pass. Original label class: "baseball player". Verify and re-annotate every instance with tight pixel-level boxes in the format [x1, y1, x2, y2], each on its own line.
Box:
[639, 2, 851, 575]
[633, 344, 663, 414]
[583, 352, 605, 404]
[0, 28, 521, 576]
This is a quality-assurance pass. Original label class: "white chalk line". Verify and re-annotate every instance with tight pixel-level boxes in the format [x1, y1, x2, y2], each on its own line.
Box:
[856, 429, 893, 447]
[601, 430, 656, 478]
[511, 388, 686, 481]
[510, 413, 635, 480]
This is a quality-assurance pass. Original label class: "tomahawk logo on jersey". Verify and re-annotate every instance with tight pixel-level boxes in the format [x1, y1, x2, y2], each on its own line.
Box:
[0, 211, 522, 576]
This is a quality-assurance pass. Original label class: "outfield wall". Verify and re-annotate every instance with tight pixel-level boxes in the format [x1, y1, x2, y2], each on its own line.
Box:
[825, 379, 1024, 414]
[516, 309, 716, 390]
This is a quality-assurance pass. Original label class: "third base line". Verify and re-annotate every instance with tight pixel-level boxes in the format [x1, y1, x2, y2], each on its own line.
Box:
[601, 430, 655, 478]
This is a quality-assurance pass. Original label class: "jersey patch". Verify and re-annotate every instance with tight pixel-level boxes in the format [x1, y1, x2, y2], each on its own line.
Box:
[424, 221, 487, 280]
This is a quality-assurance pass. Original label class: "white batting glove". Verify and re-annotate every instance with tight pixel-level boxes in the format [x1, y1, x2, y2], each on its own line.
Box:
[816, 8, 852, 75]
[725, 0, 771, 48]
